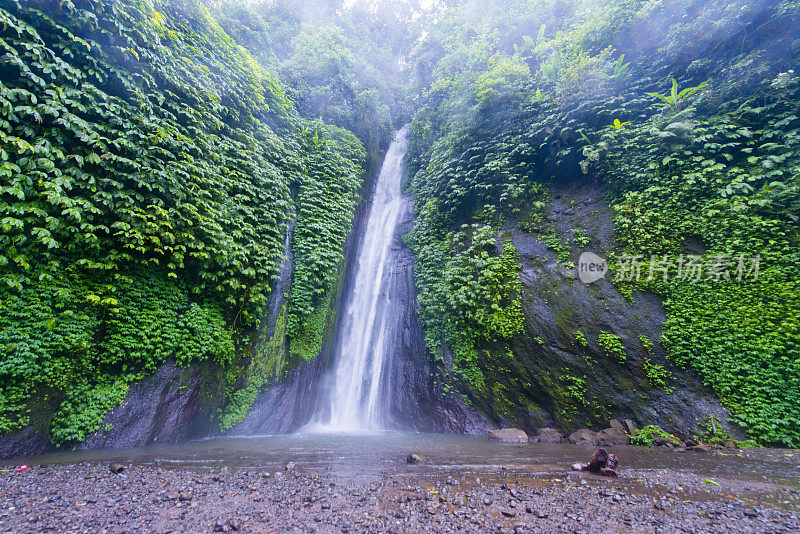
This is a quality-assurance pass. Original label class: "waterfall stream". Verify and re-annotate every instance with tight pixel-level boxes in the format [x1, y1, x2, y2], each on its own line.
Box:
[306, 126, 411, 432]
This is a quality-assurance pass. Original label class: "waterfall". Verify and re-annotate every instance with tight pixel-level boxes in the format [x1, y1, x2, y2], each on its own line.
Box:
[306, 126, 411, 432]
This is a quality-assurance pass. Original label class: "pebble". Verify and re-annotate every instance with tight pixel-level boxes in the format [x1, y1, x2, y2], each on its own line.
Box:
[0, 461, 794, 533]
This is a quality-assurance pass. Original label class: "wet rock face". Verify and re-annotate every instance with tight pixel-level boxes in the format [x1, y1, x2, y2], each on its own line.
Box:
[465, 180, 737, 440]
[488, 428, 528, 443]
[0, 361, 222, 458]
[0, 425, 51, 459]
[227, 357, 326, 435]
[78, 361, 219, 451]
[379, 207, 490, 434]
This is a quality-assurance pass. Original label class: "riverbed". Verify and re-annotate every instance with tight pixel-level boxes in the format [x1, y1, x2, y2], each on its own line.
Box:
[1, 432, 798, 532]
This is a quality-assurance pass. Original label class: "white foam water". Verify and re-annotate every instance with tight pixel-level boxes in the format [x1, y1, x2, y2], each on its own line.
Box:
[304, 126, 410, 433]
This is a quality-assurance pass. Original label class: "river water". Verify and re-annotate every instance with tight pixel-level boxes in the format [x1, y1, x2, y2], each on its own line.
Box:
[10, 432, 799, 489]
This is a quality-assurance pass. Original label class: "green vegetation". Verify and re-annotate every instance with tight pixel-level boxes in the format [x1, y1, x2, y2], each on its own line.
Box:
[598, 332, 627, 363]
[694, 416, 758, 448]
[212, 0, 413, 168]
[643, 357, 673, 393]
[286, 125, 364, 344]
[639, 335, 654, 354]
[407, 0, 800, 446]
[408, 221, 524, 395]
[646, 78, 709, 109]
[631, 424, 681, 447]
[0, 0, 366, 443]
[575, 331, 588, 348]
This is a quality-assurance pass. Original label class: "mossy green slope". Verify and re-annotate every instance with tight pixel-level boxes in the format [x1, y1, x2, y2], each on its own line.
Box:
[0, 0, 365, 445]
[407, 0, 800, 446]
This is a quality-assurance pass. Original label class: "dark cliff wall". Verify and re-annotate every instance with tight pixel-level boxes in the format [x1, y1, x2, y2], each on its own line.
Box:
[0, 361, 228, 458]
[381, 191, 491, 434]
[476, 180, 735, 437]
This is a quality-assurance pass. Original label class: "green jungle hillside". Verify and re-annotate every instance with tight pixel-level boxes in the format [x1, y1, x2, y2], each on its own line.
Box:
[0, 0, 798, 449]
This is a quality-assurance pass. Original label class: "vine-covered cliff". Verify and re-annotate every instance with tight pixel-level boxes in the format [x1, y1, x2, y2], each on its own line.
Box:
[405, 0, 800, 446]
[1, 0, 799, 455]
[0, 0, 366, 453]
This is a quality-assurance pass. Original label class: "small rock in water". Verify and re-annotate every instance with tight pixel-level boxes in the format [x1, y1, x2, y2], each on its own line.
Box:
[108, 463, 125, 474]
[285, 462, 296, 471]
[406, 453, 428, 464]
[488, 428, 528, 443]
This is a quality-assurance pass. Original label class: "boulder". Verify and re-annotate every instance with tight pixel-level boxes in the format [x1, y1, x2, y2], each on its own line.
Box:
[687, 443, 710, 453]
[596, 427, 630, 446]
[653, 436, 675, 448]
[488, 428, 528, 443]
[108, 463, 124, 474]
[567, 429, 598, 446]
[609, 420, 627, 434]
[535, 427, 563, 443]
[624, 419, 637, 437]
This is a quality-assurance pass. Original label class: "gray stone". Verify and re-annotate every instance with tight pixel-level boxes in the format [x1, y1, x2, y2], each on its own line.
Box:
[624, 419, 637, 437]
[609, 420, 627, 434]
[488, 428, 528, 443]
[567, 429, 598, 445]
[596, 427, 629, 446]
[406, 453, 428, 464]
[535, 427, 563, 443]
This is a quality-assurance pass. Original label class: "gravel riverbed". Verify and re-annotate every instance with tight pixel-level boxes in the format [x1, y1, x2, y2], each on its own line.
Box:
[1, 449, 799, 533]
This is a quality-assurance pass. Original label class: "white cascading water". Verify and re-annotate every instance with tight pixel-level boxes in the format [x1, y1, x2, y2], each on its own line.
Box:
[306, 126, 410, 432]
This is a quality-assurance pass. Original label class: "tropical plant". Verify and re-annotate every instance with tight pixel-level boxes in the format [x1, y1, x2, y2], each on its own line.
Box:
[647, 77, 710, 108]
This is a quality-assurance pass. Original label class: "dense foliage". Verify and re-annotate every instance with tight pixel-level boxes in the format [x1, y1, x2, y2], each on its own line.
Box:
[407, 0, 800, 445]
[588, 73, 800, 445]
[287, 123, 365, 361]
[0, 0, 366, 442]
[212, 0, 413, 160]
[2, 0, 799, 449]
[407, 221, 524, 394]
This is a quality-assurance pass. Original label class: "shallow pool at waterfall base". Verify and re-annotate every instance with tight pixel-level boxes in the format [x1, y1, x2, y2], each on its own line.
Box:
[6, 432, 799, 487]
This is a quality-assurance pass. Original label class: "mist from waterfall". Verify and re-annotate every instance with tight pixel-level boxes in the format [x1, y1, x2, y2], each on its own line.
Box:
[305, 126, 411, 432]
